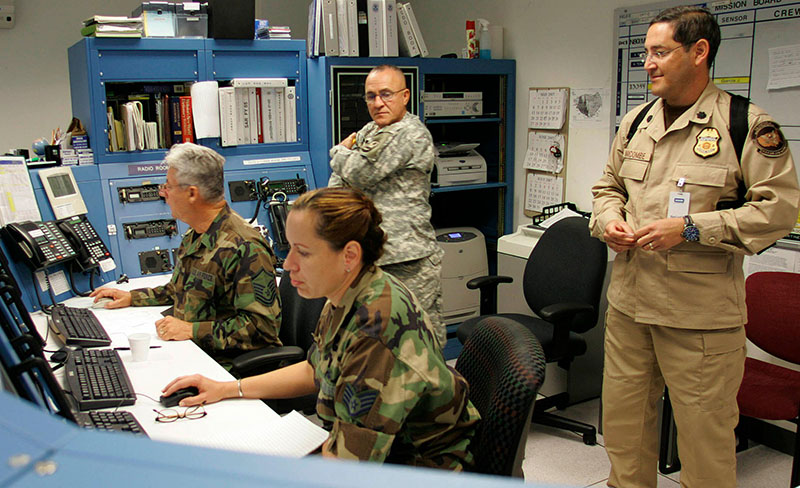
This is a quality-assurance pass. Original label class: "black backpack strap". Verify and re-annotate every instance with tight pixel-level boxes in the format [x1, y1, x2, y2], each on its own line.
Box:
[625, 98, 658, 146]
[716, 93, 750, 211]
[728, 93, 749, 162]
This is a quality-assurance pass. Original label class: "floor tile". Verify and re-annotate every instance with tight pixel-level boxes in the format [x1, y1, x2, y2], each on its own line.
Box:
[521, 398, 794, 487]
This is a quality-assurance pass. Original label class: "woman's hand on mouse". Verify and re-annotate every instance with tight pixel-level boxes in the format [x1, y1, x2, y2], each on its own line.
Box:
[162, 374, 234, 407]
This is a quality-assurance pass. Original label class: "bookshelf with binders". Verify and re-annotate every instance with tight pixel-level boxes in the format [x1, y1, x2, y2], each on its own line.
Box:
[66, 38, 316, 280]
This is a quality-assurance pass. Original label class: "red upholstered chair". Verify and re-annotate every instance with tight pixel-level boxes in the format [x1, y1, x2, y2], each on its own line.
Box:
[736, 271, 800, 488]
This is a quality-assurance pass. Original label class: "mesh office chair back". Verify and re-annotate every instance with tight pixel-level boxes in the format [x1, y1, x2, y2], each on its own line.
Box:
[455, 316, 546, 477]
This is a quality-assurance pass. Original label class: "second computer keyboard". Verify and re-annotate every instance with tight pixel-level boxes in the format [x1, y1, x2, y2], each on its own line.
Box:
[64, 348, 136, 411]
[49, 304, 111, 347]
[75, 410, 147, 436]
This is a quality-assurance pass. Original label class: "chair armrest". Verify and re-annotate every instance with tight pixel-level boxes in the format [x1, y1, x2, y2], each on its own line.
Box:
[539, 302, 596, 359]
[467, 275, 514, 316]
[538, 302, 595, 327]
[231, 346, 305, 377]
[466, 275, 513, 291]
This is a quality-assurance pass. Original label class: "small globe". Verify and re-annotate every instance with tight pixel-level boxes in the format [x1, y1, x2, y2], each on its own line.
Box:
[31, 138, 48, 156]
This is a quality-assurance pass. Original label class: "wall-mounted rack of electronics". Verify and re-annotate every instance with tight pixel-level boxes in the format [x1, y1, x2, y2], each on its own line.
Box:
[307, 57, 515, 269]
[43, 38, 319, 288]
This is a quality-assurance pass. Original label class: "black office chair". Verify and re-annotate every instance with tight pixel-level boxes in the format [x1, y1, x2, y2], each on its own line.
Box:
[230, 270, 326, 414]
[456, 316, 546, 477]
[456, 216, 607, 445]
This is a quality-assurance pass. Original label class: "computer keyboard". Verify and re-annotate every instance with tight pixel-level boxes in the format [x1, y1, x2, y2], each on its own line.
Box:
[49, 304, 111, 347]
[75, 410, 147, 436]
[64, 348, 136, 411]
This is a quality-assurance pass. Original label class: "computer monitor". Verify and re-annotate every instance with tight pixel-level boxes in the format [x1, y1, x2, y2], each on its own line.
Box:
[38, 166, 88, 220]
[0, 246, 77, 422]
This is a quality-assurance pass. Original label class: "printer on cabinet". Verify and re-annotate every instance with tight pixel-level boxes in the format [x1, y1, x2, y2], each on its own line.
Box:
[432, 142, 487, 187]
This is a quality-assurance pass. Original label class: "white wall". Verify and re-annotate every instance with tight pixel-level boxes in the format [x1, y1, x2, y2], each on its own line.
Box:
[0, 0, 142, 155]
[408, 0, 653, 226]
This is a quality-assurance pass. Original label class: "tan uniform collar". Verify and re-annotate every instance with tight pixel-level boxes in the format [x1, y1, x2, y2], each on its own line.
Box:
[641, 82, 722, 140]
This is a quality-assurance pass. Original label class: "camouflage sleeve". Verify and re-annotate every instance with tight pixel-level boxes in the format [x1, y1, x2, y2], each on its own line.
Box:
[329, 126, 427, 190]
[129, 281, 176, 306]
[327, 170, 345, 188]
[324, 335, 422, 462]
[193, 240, 281, 350]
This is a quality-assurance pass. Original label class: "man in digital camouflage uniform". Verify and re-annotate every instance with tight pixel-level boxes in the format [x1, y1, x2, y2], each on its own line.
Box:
[91, 143, 282, 365]
[328, 64, 446, 348]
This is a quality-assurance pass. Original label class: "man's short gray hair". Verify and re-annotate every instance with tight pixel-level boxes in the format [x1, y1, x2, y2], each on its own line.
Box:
[164, 143, 225, 203]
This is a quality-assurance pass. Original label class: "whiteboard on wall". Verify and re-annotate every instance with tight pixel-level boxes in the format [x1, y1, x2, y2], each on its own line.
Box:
[612, 0, 800, 157]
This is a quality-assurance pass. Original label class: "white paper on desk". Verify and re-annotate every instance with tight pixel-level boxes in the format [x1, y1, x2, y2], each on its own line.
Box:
[538, 208, 583, 229]
[523, 132, 564, 173]
[767, 44, 800, 90]
[745, 246, 800, 276]
[191, 81, 221, 139]
[186, 410, 328, 457]
[89, 306, 163, 337]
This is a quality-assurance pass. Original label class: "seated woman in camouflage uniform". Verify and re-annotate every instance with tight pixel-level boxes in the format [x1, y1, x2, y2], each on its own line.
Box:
[163, 187, 480, 470]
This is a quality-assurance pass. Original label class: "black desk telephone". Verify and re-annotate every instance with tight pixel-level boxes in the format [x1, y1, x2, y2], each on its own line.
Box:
[2, 215, 111, 271]
[57, 215, 113, 271]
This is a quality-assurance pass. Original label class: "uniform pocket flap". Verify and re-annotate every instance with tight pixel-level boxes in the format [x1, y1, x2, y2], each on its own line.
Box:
[703, 327, 745, 355]
[667, 250, 729, 273]
[673, 164, 727, 188]
[619, 159, 648, 181]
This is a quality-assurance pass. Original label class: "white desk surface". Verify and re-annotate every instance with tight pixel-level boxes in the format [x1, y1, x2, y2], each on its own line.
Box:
[31, 275, 327, 458]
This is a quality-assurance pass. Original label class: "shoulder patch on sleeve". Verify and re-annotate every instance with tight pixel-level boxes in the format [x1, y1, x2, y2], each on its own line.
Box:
[251, 269, 277, 306]
[358, 132, 392, 162]
[342, 383, 379, 418]
[751, 121, 788, 158]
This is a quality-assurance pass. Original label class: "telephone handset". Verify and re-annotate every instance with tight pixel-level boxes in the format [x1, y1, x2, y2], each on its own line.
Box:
[2, 221, 77, 270]
[57, 215, 113, 271]
[268, 192, 290, 252]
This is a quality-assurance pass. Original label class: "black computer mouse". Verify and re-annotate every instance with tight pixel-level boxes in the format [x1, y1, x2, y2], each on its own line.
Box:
[159, 387, 199, 408]
[50, 349, 68, 363]
[50, 346, 76, 363]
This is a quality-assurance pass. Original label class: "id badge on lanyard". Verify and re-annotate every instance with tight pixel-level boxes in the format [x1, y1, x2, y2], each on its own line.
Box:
[668, 177, 690, 218]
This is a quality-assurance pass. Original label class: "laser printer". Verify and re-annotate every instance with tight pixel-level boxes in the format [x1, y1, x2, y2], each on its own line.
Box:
[432, 142, 487, 187]
[436, 227, 487, 325]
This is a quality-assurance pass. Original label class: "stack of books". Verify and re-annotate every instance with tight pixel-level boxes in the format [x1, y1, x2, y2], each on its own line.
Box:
[82, 15, 143, 38]
[266, 26, 292, 39]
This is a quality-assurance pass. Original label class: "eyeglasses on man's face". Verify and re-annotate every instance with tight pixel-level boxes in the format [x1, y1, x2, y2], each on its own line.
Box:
[153, 405, 207, 423]
[637, 42, 694, 63]
[158, 182, 188, 194]
[363, 89, 405, 104]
